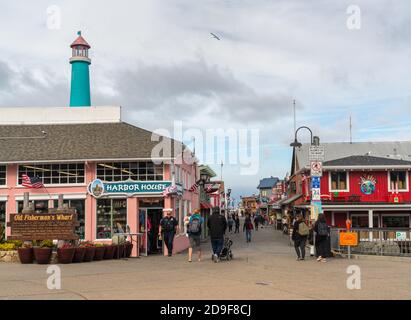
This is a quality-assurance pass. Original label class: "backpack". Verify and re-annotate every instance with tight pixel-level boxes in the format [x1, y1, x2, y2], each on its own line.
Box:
[188, 217, 201, 234]
[298, 222, 309, 236]
[163, 217, 175, 232]
[317, 221, 329, 236]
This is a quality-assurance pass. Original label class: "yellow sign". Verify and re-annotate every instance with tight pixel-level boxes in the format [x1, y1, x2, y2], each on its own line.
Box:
[339, 232, 358, 246]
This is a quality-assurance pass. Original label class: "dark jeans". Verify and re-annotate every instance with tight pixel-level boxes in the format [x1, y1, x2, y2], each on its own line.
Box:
[211, 238, 224, 257]
[245, 230, 252, 242]
[228, 224, 233, 232]
[235, 225, 240, 233]
[163, 231, 175, 256]
[316, 236, 329, 257]
[294, 238, 306, 259]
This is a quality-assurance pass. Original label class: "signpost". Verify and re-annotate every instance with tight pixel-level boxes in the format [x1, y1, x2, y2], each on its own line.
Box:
[7, 211, 79, 240]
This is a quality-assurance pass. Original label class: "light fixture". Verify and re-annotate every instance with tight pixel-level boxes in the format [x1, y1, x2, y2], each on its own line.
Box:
[98, 163, 118, 170]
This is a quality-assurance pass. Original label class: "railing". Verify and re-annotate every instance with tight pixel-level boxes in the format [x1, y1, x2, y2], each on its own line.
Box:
[330, 228, 411, 257]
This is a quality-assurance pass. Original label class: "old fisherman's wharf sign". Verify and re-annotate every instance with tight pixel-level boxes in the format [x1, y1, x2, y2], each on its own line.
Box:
[87, 179, 172, 198]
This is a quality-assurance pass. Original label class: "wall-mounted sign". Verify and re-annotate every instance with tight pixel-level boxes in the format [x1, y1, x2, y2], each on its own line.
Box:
[88, 179, 172, 198]
[359, 175, 376, 195]
[7, 211, 79, 240]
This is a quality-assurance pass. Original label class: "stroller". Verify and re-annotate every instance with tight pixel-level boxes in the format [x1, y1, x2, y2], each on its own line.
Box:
[219, 237, 234, 261]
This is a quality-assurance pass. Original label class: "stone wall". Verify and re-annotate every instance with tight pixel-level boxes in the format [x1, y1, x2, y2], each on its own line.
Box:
[0, 251, 19, 263]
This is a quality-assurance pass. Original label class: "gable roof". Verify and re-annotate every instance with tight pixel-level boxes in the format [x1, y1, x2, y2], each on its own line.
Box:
[257, 177, 279, 189]
[0, 122, 182, 163]
[293, 141, 411, 174]
[323, 155, 411, 167]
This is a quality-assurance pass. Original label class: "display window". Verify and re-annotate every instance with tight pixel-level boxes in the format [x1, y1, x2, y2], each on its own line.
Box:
[96, 199, 127, 239]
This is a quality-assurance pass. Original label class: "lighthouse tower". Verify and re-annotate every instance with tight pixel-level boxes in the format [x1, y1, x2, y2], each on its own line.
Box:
[69, 31, 91, 107]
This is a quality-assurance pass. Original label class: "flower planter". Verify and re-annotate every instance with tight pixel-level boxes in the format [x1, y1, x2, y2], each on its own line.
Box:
[93, 246, 105, 261]
[103, 245, 115, 259]
[73, 247, 86, 263]
[113, 245, 125, 259]
[57, 248, 75, 264]
[18, 247, 34, 264]
[34, 248, 52, 264]
[125, 243, 133, 258]
[83, 247, 96, 262]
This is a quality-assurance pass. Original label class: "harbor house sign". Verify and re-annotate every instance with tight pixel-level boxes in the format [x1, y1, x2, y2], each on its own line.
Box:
[88, 179, 172, 198]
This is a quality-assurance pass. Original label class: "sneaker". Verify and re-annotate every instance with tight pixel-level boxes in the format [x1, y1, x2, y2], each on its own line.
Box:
[296, 257, 301, 261]
[300, 258, 305, 261]
[321, 259, 327, 263]
[317, 256, 322, 262]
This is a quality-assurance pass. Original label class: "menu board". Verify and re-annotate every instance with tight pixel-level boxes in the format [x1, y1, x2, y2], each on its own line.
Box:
[7, 211, 79, 240]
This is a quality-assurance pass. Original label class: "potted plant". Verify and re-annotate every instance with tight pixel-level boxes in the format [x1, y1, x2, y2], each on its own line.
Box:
[113, 244, 125, 259]
[103, 244, 115, 259]
[33, 240, 54, 264]
[81, 242, 95, 262]
[57, 242, 75, 264]
[93, 243, 105, 261]
[125, 241, 133, 258]
[73, 245, 86, 263]
[17, 241, 34, 264]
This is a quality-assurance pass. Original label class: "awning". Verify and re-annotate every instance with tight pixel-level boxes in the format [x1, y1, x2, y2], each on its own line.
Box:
[279, 194, 303, 205]
[200, 202, 213, 209]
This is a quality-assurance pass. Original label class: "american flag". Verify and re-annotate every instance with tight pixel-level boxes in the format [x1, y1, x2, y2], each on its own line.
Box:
[205, 184, 213, 193]
[163, 185, 177, 197]
[22, 174, 44, 189]
[189, 182, 199, 192]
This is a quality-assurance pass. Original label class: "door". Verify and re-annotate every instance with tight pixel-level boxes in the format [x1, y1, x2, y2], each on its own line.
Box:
[147, 208, 163, 254]
[138, 209, 148, 257]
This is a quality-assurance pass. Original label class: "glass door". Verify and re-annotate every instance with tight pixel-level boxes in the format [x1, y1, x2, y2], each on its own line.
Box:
[138, 209, 148, 256]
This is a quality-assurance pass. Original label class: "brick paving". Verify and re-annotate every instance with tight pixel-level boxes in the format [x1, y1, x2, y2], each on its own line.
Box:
[0, 224, 410, 300]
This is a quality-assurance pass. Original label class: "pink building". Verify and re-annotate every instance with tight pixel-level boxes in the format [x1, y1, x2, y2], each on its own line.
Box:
[0, 106, 199, 257]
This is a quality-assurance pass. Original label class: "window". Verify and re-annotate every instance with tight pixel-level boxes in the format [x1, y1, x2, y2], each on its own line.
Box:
[17, 200, 48, 214]
[96, 162, 163, 182]
[53, 200, 85, 239]
[96, 199, 127, 239]
[389, 171, 408, 191]
[382, 216, 410, 228]
[0, 166, 5, 185]
[0, 202, 5, 240]
[351, 215, 379, 228]
[18, 163, 85, 185]
[330, 172, 348, 191]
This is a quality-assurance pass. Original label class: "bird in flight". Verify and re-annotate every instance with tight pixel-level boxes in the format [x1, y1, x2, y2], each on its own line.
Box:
[210, 32, 221, 40]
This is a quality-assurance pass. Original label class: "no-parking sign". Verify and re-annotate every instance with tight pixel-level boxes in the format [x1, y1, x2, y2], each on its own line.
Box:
[310, 161, 323, 177]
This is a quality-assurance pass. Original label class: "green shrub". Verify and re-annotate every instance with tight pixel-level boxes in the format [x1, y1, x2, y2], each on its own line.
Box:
[0, 243, 17, 251]
[39, 240, 54, 248]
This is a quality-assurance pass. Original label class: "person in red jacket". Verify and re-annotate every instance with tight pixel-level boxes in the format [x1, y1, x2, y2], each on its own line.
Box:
[243, 213, 254, 243]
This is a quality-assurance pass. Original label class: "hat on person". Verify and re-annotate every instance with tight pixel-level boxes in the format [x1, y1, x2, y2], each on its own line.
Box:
[163, 208, 173, 212]
[193, 208, 200, 214]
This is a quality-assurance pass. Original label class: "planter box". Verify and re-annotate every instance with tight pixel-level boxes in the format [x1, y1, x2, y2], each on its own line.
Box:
[103, 246, 115, 259]
[57, 248, 75, 264]
[17, 248, 33, 264]
[83, 247, 96, 262]
[73, 247, 86, 263]
[33, 248, 52, 264]
[93, 247, 105, 261]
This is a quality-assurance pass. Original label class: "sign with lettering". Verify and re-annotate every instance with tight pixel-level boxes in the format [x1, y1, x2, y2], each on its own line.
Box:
[339, 232, 358, 246]
[87, 179, 172, 198]
[309, 146, 325, 161]
[7, 212, 79, 240]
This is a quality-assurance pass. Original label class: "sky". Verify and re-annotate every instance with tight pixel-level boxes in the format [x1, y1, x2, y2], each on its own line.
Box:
[1, 1, 411, 202]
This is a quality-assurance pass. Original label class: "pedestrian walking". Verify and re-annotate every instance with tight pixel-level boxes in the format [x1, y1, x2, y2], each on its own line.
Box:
[207, 206, 227, 262]
[227, 214, 234, 233]
[159, 208, 179, 257]
[187, 209, 203, 262]
[234, 215, 240, 233]
[243, 213, 254, 242]
[313, 213, 330, 262]
[254, 214, 259, 231]
[292, 214, 309, 261]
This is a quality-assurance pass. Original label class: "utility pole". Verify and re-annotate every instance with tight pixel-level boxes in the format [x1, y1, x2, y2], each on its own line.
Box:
[349, 116, 352, 144]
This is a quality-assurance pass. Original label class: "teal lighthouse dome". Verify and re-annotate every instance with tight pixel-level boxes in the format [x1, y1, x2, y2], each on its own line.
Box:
[69, 31, 91, 107]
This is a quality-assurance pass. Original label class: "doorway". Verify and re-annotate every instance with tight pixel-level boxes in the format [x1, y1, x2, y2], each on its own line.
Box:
[139, 208, 163, 255]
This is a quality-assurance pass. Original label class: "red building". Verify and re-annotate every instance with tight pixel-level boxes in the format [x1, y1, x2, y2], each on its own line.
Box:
[288, 142, 411, 229]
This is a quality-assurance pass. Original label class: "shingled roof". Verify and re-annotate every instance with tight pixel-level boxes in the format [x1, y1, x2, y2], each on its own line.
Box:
[0, 122, 180, 163]
[323, 155, 411, 167]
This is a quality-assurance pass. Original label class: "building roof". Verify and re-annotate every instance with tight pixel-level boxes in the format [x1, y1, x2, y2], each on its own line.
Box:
[0, 122, 183, 163]
[323, 155, 411, 167]
[199, 165, 217, 178]
[257, 176, 279, 189]
[71, 34, 91, 48]
[293, 141, 411, 173]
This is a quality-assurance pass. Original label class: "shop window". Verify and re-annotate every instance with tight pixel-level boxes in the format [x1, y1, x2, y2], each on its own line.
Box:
[17, 200, 49, 214]
[97, 162, 164, 182]
[0, 166, 6, 185]
[330, 172, 348, 191]
[18, 163, 85, 185]
[382, 216, 410, 228]
[53, 199, 85, 239]
[96, 199, 127, 239]
[389, 171, 408, 191]
[0, 202, 5, 240]
[351, 215, 379, 228]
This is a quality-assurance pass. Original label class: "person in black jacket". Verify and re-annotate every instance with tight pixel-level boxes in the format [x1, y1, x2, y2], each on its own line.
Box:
[313, 213, 330, 262]
[207, 207, 227, 262]
[292, 214, 308, 261]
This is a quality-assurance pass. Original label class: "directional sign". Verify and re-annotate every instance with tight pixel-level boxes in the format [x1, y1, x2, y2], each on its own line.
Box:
[309, 146, 325, 161]
[310, 161, 323, 177]
[311, 177, 321, 188]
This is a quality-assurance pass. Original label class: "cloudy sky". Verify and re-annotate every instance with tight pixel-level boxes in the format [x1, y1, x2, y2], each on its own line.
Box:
[1, 1, 411, 201]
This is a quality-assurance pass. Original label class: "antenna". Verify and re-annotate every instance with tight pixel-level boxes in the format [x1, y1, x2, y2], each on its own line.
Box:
[349, 115, 352, 144]
[293, 99, 296, 134]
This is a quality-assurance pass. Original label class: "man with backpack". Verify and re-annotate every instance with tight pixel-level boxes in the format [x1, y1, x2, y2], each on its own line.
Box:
[159, 208, 179, 257]
[187, 208, 204, 262]
[291, 213, 309, 261]
[207, 206, 227, 263]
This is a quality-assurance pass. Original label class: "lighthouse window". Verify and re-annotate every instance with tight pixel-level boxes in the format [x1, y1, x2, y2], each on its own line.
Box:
[389, 171, 408, 191]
